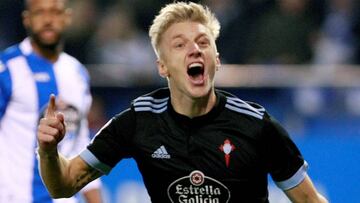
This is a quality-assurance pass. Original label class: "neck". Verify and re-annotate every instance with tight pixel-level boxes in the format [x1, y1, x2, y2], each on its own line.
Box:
[171, 89, 217, 118]
[30, 39, 62, 63]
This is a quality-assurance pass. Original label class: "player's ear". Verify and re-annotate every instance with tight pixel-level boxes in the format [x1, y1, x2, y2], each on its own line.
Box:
[157, 59, 169, 78]
[22, 10, 30, 29]
[64, 8, 72, 27]
[216, 52, 221, 71]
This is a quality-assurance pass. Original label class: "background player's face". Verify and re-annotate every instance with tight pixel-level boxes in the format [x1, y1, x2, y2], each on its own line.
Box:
[157, 21, 220, 99]
[23, 0, 71, 49]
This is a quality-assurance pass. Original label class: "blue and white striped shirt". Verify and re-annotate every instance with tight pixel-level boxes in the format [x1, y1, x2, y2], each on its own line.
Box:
[0, 38, 98, 203]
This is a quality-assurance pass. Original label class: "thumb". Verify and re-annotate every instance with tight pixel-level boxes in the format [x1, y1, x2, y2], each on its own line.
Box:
[56, 112, 65, 123]
[56, 112, 66, 136]
[45, 94, 56, 118]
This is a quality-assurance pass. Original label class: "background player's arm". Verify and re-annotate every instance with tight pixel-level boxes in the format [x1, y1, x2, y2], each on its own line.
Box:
[284, 174, 328, 203]
[37, 95, 102, 198]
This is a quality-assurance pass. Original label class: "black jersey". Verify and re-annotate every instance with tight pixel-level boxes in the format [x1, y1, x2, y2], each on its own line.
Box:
[81, 88, 307, 203]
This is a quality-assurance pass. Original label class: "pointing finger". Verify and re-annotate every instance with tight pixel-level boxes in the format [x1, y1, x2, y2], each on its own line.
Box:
[45, 94, 56, 118]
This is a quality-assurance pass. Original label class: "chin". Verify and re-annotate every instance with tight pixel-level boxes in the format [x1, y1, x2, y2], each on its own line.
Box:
[39, 40, 60, 50]
[32, 33, 61, 50]
[188, 86, 212, 99]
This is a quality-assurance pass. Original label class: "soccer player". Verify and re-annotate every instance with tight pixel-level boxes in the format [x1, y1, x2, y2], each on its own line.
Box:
[0, 0, 102, 202]
[37, 2, 328, 203]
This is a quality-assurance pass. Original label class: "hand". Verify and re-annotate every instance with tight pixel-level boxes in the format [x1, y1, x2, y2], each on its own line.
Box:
[37, 94, 66, 155]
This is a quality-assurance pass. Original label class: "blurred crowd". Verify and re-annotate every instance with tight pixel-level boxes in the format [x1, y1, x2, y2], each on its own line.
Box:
[1, 0, 360, 66]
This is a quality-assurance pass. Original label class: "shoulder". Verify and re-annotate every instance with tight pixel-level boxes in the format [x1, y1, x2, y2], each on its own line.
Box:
[59, 53, 90, 81]
[60, 52, 82, 66]
[60, 53, 86, 71]
[104, 88, 169, 124]
[131, 88, 170, 114]
[217, 89, 266, 120]
[1, 38, 34, 63]
[0, 44, 22, 63]
[0, 44, 23, 77]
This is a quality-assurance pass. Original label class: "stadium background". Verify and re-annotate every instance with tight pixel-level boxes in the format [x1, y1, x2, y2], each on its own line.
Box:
[1, 0, 360, 202]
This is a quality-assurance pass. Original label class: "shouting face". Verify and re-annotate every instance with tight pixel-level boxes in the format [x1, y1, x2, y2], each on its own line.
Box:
[157, 21, 221, 100]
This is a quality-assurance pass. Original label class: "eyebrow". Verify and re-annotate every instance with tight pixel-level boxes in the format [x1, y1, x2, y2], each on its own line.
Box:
[171, 34, 184, 41]
[171, 33, 208, 41]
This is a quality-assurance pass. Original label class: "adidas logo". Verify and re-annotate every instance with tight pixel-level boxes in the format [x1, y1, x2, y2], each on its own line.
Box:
[152, 145, 171, 159]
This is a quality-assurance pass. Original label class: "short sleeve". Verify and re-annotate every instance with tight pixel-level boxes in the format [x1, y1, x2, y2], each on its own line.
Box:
[262, 114, 308, 190]
[80, 108, 136, 174]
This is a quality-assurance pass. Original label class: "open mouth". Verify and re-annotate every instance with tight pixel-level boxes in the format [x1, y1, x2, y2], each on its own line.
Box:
[187, 62, 204, 83]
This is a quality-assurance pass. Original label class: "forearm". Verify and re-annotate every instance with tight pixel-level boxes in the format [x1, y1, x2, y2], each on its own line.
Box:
[285, 175, 328, 203]
[288, 194, 328, 203]
[38, 148, 77, 198]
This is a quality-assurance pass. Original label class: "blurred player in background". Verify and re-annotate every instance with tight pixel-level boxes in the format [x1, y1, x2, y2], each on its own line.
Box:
[0, 0, 102, 202]
[36, 1, 328, 203]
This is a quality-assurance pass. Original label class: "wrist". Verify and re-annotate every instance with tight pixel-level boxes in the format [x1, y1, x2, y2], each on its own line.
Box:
[36, 147, 59, 159]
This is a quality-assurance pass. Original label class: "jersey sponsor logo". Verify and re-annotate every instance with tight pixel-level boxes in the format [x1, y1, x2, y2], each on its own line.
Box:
[33, 72, 51, 82]
[219, 139, 235, 168]
[152, 145, 171, 159]
[167, 170, 231, 203]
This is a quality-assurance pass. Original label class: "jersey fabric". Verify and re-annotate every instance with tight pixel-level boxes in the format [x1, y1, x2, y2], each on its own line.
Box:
[81, 88, 308, 203]
[0, 38, 99, 203]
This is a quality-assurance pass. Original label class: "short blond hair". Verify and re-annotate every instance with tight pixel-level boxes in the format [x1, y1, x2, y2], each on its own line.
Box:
[149, 2, 220, 58]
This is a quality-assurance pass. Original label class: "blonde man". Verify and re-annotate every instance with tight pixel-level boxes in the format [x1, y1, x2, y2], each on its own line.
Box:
[37, 2, 328, 202]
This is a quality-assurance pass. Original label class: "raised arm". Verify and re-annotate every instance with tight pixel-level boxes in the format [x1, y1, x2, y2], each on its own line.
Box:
[284, 174, 328, 203]
[37, 94, 102, 198]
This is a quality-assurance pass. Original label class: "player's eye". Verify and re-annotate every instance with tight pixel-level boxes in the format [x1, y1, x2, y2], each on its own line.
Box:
[174, 42, 184, 49]
[198, 39, 210, 47]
